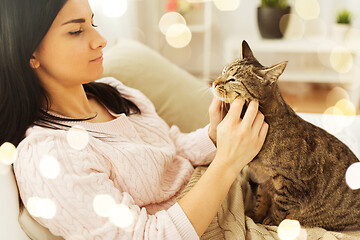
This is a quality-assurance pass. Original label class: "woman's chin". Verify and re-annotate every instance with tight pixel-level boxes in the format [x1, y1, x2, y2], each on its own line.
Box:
[90, 67, 104, 80]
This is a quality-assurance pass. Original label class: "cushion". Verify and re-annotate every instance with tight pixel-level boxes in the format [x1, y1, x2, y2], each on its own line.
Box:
[18, 206, 64, 240]
[101, 39, 213, 133]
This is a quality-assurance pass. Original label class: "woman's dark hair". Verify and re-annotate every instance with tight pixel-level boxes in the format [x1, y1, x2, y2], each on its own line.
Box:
[0, 0, 140, 147]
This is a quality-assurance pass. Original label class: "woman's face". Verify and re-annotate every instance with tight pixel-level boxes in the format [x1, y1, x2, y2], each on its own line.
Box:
[32, 0, 107, 87]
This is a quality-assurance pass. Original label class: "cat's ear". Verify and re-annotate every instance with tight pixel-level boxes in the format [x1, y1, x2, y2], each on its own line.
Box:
[241, 40, 256, 60]
[257, 61, 288, 84]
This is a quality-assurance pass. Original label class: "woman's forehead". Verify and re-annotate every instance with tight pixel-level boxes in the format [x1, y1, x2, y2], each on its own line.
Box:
[52, 0, 93, 27]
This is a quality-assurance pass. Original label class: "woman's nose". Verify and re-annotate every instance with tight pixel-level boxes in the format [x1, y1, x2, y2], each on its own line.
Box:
[90, 30, 107, 50]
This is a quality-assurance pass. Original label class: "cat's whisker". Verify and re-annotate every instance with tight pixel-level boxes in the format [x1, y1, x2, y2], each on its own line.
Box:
[193, 85, 210, 93]
[201, 87, 214, 98]
[193, 86, 214, 100]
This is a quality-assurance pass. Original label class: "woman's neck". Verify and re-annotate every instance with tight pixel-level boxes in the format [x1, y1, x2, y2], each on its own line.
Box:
[42, 84, 97, 119]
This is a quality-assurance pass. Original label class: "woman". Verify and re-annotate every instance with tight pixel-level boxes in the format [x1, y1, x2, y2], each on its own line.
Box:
[1, 0, 268, 239]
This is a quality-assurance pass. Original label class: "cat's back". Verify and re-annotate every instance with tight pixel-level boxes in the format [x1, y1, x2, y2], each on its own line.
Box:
[258, 112, 359, 180]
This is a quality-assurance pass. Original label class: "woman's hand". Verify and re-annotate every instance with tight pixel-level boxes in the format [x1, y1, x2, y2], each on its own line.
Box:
[179, 99, 268, 237]
[214, 98, 268, 176]
[208, 97, 229, 146]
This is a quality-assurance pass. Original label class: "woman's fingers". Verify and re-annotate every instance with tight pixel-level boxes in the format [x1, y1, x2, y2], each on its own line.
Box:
[251, 111, 265, 133]
[209, 96, 228, 145]
[258, 122, 269, 144]
[242, 101, 259, 127]
[224, 98, 246, 122]
[209, 97, 221, 115]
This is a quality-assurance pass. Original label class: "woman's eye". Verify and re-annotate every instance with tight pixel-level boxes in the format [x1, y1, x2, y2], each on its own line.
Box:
[69, 30, 83, 35]
[69, 23, 98, 35]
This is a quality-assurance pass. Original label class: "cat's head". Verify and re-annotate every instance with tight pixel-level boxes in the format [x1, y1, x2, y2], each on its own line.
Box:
[212, 40, 287, 104]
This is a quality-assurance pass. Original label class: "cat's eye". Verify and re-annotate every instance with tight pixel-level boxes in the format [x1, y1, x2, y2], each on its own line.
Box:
[225, 79, 236, 83]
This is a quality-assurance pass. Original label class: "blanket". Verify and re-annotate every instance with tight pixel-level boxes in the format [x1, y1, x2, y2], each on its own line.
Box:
[177, 166, 360, 240]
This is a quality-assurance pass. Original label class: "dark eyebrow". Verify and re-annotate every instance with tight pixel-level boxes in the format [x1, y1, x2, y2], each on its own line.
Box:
[61, 13, 94, 26]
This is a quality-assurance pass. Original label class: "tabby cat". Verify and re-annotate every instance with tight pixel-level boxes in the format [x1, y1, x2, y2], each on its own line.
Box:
[212, 40, 360, 231]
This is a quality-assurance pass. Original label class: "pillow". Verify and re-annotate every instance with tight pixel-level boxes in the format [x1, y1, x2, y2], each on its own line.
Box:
[101, 39, 213, 133]
[18, 206, 64, 240]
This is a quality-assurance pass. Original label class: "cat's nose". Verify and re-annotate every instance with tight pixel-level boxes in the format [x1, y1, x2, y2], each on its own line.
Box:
[212, 77, 222, 88]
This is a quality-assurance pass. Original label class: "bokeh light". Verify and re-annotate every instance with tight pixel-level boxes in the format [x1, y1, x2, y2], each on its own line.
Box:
[66, 125, 90, 150]
[321, 101, 356, 135]
[27, 197, 57, 219]
[330, 46, 354, 74]
[321, 110, 340, 136]
[0, 142, 17, 165]
[93, 194, 116, 217]
[39, 155, 60, 179]
[281, 14, 305, 40]
[295, 0, 320, 20]
[93, 195, 134, 230]
[345, 27, 360, 50]
[277, 219, 301, 240]
[213, 0, 241, 11]
[334, 99, 356, 116]
[345, 162, 360, 190]
[102, 0, 127, 18]
[159, 12, 186, 35]
[165, 23, 192, 48]
[109, 204, 134, 229]
[326, 87, 349, 108]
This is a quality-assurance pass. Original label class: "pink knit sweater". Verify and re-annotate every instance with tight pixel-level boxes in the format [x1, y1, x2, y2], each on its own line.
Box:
[14, 77, 217, 240]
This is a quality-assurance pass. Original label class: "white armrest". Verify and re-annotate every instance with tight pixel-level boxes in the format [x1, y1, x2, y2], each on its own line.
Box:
[0, 164, 30, 240]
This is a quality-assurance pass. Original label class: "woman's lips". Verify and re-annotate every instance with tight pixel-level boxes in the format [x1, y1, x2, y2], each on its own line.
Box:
[90, 55, 103, 62]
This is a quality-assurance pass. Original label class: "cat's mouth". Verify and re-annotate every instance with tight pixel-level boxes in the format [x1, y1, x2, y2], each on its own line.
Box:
[213, 89, 249, 118]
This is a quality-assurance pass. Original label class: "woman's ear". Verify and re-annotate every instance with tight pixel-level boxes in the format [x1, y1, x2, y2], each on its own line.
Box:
[29, 55, 40, 69]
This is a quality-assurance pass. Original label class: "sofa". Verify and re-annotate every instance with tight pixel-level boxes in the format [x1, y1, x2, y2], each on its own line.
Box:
[1, 39, 359, 240]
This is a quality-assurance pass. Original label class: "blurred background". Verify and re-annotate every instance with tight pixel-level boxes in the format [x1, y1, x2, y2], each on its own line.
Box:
[89, 0, 360, 115]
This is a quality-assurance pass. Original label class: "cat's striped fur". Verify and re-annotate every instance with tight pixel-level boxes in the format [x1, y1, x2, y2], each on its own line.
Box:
[212, 40, 360, 231]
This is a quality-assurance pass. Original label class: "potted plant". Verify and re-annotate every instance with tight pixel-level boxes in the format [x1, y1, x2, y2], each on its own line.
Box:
[257, 0, 291, 39]
[332, 9, 351, 42]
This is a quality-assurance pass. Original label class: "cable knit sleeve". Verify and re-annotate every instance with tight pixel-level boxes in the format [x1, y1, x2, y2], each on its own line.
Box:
[13, 131, 199, 240]
[168, 125, 217, 166]
[97, 77, 217, 166]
